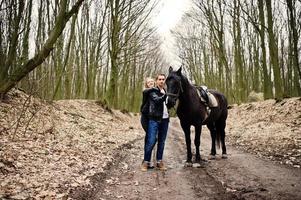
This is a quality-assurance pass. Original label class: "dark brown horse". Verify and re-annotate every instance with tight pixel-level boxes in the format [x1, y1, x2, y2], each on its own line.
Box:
[166, 67, 228, 166]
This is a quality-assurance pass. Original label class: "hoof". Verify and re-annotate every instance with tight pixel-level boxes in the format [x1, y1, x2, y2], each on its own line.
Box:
[184, 162, 193, 167]
[208, 155, 216, 160]
[222, 154, 228, 159]
[197, 162, 207, 168]
[193, 157, 201, 163]
[193, 159, 208, 168]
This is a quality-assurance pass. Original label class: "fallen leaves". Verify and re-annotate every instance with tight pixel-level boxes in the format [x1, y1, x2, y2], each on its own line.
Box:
[227, 97, 301, 168]
[0, 89, 142, 199]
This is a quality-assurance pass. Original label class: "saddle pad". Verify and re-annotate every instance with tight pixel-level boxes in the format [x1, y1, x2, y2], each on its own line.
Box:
[197, 89, 218, 107]
[207, 92, 218, 107]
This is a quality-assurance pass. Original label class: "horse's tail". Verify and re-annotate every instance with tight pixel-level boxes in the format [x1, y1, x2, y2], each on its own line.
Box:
[216, 93, 227, 149]
[215, 119, 226, 149]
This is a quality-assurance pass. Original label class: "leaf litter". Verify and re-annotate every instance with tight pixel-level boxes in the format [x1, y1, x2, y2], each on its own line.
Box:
[1, 89, 301, 199]
[226, 97, 301, 168]
[0, 89, 141, 199]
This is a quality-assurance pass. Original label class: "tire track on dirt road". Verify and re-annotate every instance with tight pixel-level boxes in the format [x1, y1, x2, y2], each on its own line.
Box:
[70, 118, 231, 199]
[177, 117, 301, 200]
[70, 118, 301, 200]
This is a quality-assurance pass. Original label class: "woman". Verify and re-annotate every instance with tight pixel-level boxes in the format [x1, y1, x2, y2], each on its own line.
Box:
[140, 77, 155, 170]
[140, 77, 155, 132]
[141, 74, 168, 172]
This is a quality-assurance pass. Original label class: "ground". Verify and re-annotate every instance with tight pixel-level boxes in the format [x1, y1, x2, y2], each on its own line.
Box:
[0, 89, 300, 199]
[226, 98, 301, 167]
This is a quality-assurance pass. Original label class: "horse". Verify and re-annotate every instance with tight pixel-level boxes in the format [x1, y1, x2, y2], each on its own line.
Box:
[166, 66, 228, 166]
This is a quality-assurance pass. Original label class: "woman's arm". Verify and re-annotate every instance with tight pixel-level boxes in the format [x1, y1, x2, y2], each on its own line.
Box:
[149, 90, 167, 104]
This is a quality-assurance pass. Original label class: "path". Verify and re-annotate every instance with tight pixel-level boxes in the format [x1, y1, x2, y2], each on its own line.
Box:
[70, 119, 301, 200]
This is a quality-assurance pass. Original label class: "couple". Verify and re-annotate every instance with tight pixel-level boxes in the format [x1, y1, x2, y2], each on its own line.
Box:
[140, 74, 169, 172]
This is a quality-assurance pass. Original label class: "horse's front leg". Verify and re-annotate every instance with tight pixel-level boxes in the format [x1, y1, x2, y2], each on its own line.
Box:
[180, 122, 192, 166]
[194, 125, 202, 162]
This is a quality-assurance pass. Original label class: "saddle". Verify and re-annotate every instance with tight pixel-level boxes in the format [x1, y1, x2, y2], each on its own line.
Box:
[195, 86, 218, 122]
[196, 86, 218, 107]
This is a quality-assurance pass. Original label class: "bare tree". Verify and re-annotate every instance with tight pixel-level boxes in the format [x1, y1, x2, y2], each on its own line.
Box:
[0, 0, 85, 96]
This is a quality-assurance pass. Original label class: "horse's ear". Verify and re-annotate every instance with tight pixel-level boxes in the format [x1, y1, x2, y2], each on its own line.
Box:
[176, 67, 182, 75]
[169, 66, 173, 73]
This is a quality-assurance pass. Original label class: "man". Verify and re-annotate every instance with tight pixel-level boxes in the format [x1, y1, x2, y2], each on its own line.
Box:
[141, 74, 169, 171]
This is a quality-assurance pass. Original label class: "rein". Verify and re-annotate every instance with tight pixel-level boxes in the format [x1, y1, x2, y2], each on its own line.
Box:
[166, 92, 180, 97]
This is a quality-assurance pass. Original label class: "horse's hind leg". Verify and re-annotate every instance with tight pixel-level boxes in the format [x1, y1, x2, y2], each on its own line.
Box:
[194, 125, 202, 162]
[207, 122, 217, 159]
[180, 121, 192, 166]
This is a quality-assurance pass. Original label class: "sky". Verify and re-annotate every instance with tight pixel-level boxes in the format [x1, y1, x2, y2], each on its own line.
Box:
[152, 0, 192, 67]
[28, 0, 192, 64]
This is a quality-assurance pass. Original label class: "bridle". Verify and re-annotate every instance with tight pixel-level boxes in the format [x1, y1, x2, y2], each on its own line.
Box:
[166, 92, 180, 98]
[166, 77, 183, 98]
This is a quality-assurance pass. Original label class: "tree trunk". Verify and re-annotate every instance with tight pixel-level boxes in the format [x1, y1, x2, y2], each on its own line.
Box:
[0, 0, 84, 96]
[0, 0, 24, 84]
[266, 0, 283, 100]
[286, 0, 301, 96]
[258, 0, 273, 99]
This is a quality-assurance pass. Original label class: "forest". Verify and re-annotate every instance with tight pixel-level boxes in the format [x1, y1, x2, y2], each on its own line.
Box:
[0, 0, 300, 110]
[1, 1, 301, 199]
[174, 0, 300, 104]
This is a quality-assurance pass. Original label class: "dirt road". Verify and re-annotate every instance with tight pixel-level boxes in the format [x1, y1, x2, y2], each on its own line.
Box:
[70, 119, 301, 200]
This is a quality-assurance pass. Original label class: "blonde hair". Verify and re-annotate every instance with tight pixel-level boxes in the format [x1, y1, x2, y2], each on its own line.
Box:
[144, 77, 154, 89]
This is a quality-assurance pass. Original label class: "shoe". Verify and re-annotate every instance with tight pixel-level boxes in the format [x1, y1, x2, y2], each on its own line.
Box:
[141, 161, 148, 172]
[147, 163, 155, 169]
[156, 161, 167, 171]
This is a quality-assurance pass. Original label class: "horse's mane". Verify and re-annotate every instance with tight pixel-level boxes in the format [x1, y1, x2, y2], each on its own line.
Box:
[179, 73, 190, 86]
[178, 73, 194, 91]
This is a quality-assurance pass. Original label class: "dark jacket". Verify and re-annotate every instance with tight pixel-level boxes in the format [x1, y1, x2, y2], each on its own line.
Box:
[148, 87, 167, 121]
[140, 88, 156, 115]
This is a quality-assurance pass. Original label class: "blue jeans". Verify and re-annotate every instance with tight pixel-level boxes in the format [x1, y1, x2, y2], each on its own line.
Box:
[140, 114, 148, 133]
[144, 118, 169, 162]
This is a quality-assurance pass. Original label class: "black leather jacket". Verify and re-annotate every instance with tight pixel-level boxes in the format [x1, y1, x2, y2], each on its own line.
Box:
[140, 87, 168, 120]
[140, 88, 153, 115]
[148, 87, 167, 121]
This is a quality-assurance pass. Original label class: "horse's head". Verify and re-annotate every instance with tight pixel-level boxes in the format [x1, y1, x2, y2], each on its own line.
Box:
[166, 66, 183, 108]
